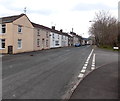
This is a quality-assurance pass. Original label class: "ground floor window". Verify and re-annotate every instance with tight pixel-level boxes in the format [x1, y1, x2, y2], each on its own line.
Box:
[37, 39, 40, 47]
[18, 39, 22, 49]
[55, 41, 59, 46]
[0, 39, 5, 49]
[46, 40, 48, 47]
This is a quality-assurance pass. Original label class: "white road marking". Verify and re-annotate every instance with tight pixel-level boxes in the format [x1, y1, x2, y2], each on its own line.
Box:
[83, 66, 87, 69]
[91, 67, 95, 70]
[81, 69, 86, 73]
[91, 54, 96, 70]
[84, 64, 88, 67]
[78, 49, 94, 78]
[78, 73, 84, 78]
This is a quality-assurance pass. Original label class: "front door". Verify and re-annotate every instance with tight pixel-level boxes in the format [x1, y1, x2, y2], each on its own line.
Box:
[8, 46, 13, 54]
[42, 39, 45, 49]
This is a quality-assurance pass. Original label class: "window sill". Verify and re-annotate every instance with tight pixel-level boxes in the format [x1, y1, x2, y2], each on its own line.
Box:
[0, 33, 6, 35]
[17, 48, 22, 49]
[18, 32, 22, 34]
[0, 48, 5, 50]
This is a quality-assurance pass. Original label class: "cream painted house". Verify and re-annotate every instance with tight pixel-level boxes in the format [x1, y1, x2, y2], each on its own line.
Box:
[0, 13, 74, 54]
[0, 14, 34, 54]
[32, 22, 50, 50]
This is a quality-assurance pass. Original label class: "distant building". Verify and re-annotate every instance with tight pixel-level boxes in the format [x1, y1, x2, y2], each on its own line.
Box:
[69, 32, 82, 45]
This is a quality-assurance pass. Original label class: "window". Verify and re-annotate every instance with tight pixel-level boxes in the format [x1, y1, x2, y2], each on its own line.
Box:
[46, 32, 49, 38]
[53, 33, 54, 38]
[37, 39, 40, 46]
[18, 25, 22, 33]
[37, 29, 40, 36]
[46, 40, 48, 47]
[0, 39, 5, 49]
[18, 39, 22, 49]
[62, 35, 63, 39]
[55, 41, 59, 46]
[65, 36, 66, 40]
[2, 24, 6, 33]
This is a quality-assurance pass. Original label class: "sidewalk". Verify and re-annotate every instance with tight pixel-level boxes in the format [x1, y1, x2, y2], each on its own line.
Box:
[70, 61, 118, 99]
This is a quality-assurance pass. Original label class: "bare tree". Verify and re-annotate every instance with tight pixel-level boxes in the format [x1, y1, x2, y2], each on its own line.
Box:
[89, 11, 118, 47]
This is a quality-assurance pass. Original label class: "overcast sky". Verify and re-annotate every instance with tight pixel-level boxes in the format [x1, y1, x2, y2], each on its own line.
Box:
[0, 0, 119, 38]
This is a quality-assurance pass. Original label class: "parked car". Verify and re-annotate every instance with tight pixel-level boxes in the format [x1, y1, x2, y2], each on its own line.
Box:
[75, 43, 81, 47]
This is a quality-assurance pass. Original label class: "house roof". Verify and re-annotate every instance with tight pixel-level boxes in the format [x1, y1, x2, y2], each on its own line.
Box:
[0, 13, 25, 23]
[0, 13, 70, 37]
[31, 22, 70, 37]
[31, 22, 52, 31]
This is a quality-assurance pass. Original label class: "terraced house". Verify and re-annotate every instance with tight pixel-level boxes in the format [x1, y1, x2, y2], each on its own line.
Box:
[0, 13, 74, 54]
[32, 22, 51, 51]
[50, 27, 69, 48]
[0, 14, 34, 54]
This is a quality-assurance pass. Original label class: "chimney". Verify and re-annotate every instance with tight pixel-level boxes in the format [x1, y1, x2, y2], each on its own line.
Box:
[72, 28, 73, 32]
[52, 26, 55, 30]
[60, 29, 63, 32]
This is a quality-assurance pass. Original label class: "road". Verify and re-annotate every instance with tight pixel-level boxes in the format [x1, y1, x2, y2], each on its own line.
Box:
[70, 47, 118, 99]
[2, 45, 118, 99]
[2, 46, 92, 99]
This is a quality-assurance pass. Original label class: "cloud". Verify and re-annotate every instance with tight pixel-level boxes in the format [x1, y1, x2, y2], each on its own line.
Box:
[72, 2, 117, 11]
[0, 0, 118, 38]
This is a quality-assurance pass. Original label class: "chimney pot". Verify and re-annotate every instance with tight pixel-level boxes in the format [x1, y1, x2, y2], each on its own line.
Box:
[52, 26, 55, 30]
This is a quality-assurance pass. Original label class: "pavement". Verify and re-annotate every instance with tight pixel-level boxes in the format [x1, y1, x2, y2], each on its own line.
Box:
[70, 48, 119, 100]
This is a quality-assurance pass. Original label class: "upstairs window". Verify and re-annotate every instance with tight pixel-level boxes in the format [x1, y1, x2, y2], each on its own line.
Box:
[46, 32, 49, 38]
[18, 25, 22, 33]
[2, 24, 6, 33]
[53, 33, 54, 38]
[0, 39, 5, 49]
[62, 35, 63, 39]
[37, 29, 40, 36]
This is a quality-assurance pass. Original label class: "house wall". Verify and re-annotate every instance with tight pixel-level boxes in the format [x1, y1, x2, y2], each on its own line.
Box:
[33, 28, 50, 51]
[0, 23, 14, 53]
[50, 32, 62, 48]
[0, 15, 34, 54]
[61, 35, 68, 47]
[73, 36, 79, 45]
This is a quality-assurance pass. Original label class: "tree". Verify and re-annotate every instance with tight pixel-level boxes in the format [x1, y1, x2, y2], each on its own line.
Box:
[89, 11, 118, 47]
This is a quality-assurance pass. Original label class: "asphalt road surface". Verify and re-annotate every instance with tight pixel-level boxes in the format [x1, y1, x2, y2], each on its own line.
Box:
[70, 47, 118, 99]
[2, 46, 93, 99]
[2, 46, 118, 99]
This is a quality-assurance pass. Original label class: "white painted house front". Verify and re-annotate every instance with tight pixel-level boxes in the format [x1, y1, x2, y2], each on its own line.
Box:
[61, 34, 68, 47]
[50, 27, 69, 48]
[50, 32, 62, 48]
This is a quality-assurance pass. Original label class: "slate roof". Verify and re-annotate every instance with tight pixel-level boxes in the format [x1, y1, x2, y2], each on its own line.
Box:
[0, 13, 70, 37]
[31, 22, 70, 37]
[0, 14, 25, 23]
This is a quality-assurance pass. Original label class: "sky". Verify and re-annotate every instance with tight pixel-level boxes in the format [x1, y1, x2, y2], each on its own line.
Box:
[0, 0, 119, 38]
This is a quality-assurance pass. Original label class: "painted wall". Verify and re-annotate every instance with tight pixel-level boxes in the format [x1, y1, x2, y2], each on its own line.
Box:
[33, 28, 50, 51]
[50, 32, 62, 48]
[0, 15, 34, 54]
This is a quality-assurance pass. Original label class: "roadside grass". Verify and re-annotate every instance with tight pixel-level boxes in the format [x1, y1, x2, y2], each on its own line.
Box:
[99, 45, 119, 51]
